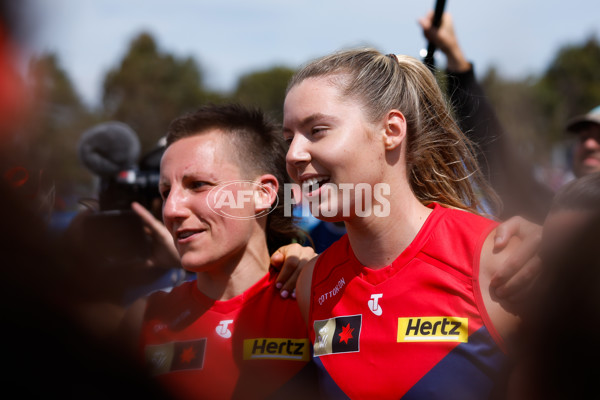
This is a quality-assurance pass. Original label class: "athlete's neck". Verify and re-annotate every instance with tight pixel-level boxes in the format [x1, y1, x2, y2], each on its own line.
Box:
[345, 190, 432, 269]
[195, 231, 271, 301]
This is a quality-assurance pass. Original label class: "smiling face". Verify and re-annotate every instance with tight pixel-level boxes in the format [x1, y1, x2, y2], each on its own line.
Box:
[159, 130, 262, 272]
[573, 124, 600, 177]
[283, 76, 388, 221]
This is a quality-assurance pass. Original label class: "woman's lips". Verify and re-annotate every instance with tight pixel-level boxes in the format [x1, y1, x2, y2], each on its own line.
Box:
[176, 229, 206, 244]
[301, 176, 330, 197]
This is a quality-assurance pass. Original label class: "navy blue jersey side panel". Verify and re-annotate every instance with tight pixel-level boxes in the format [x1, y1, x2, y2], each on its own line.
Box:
[313, 357, 351, 400]
[402, 327, 508, 400]
[265, 360, 321, 400]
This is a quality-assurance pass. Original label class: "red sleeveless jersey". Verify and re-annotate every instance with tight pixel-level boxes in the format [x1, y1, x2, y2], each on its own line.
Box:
[309, 203, 507, 399]
[140, 269, 315, 400]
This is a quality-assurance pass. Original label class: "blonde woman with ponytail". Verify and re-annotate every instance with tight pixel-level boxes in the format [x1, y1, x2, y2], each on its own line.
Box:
[283, 49, 519, 399]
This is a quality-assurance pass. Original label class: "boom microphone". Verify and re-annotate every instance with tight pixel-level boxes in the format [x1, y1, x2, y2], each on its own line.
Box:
[423, 0, 447, 71]
[77, 121, 141, 177]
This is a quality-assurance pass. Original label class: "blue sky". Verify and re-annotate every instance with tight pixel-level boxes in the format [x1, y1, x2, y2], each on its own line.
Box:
[23, 0, 600, 107]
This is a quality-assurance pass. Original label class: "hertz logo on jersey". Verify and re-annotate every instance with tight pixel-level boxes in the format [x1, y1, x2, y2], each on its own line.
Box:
[243, 338, 310, 361]
[397, 317, 468, 343]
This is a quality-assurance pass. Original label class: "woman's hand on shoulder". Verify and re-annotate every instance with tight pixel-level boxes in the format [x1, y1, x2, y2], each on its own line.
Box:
[271, 243, 318, 300]
[479, 216, 542, 343]
[489, 216, 542, 310]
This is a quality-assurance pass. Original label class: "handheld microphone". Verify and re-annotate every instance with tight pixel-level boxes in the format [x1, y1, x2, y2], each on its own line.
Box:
[76, 121, 151, 266]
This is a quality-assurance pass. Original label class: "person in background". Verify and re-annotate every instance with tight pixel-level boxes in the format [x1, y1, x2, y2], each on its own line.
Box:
[420, 11, 600, 212]
[509, 172, 600, 400]
[419, 8, 600, 313]
[419, 11, 556, 223]
[567, 106, 600, 178]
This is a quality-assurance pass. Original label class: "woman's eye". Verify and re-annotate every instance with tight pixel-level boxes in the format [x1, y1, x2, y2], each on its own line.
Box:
[312, 126, 328, 135]
[159, 187, 170, 199]
[190, 181, 207, 190]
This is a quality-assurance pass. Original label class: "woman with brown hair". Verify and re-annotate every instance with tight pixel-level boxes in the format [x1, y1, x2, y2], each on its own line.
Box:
[283, 49, 521, 399]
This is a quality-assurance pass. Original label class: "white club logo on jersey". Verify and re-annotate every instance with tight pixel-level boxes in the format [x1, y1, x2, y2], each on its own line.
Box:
[216, 319, 234, 338]
[368, 293, 383, 316]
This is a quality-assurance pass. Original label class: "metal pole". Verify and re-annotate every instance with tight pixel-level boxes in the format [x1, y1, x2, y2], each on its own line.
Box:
[423, 0, 447, 71]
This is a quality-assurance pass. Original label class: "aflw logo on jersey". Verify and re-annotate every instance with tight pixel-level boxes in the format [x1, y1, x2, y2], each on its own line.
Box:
[313, 315, 362, 356]
[243, 338, 310, 361]
[397, 317, 468, 343]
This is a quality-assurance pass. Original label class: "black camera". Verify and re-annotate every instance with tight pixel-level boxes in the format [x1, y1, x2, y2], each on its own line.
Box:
[96, 153, 163, 214]
[77, 122, 165, 266]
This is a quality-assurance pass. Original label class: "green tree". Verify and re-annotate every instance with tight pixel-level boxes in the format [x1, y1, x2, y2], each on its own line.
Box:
[25, 53, 97, 204]
[102, 32, 222, 152]
[232, 66, 296, 122]
[476, 35, 600, 165]
[534, 35, 600, 142]
[480, 67, 546, 160]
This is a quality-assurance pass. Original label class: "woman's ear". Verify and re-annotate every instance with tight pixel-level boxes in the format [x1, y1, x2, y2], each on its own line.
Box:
[382, 109, 407, 150]
[254, 174, 279, 213]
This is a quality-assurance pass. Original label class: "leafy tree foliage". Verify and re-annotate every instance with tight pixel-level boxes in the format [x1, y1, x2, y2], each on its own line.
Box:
[25, 53, 96, 203]
[479, 34, 600, 163]
[481, 67, 544, 159]
[232, 66, 296, 122]
[24, 30, 600, 205]
[534, 36, 600, 142]
[102, 32, 222, 152]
